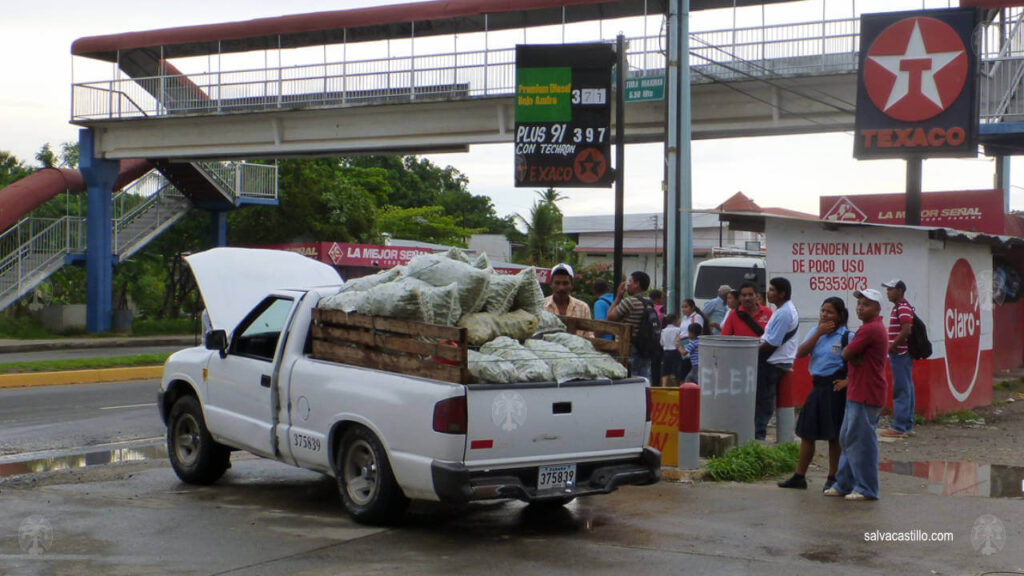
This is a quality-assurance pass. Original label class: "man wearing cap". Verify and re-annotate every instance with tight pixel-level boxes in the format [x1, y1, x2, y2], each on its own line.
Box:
[702, 285, 732, 334]
[826, 288, 888, 501]
[545, 263, 591, 320]
[882, 279, 915, 438]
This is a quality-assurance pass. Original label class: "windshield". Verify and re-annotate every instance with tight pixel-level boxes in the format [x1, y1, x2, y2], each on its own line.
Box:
[694, 266, 765, 300]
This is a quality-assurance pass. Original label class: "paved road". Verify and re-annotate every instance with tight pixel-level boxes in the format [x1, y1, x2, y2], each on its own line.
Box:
[0, 380, 163, 458]
[1, 455, 1021, 575]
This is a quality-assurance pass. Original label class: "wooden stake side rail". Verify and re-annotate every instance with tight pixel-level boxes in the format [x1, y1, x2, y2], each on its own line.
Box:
[557, 316, 632, 367]
[312, 309, 469, 384]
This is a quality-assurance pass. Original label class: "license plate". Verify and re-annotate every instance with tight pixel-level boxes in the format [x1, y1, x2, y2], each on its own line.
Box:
[537, 464, 576, 491]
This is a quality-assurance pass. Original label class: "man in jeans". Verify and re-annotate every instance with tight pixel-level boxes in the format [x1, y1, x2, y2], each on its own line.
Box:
[755, 277, 799, 440]
[607, 271, 655, 380]
[882, 279, 915, 438]
[827, 288, 889, 501]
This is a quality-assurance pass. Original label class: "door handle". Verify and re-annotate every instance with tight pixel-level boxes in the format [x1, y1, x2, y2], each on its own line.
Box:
[260, 374, 272, 388]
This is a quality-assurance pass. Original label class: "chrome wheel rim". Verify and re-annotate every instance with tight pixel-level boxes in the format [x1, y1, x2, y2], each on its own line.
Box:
[343, 439, 379, 506]
[173, 414, 201, 466]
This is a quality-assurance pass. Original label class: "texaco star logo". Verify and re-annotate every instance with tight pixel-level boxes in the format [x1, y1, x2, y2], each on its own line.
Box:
[864, 17, 968, 122]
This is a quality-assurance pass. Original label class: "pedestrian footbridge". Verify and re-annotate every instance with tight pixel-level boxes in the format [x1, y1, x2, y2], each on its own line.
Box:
[68, 0, 1024, 159]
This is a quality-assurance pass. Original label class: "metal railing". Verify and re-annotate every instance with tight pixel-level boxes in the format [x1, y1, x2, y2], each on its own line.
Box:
[195, 161, 279, 201]
[113, 184, 188, 256]
[69, 12, 1024, 125]
[0, 216, 85, 307]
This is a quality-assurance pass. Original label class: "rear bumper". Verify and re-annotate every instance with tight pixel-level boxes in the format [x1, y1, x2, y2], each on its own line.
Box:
[431, 447, 661, 504]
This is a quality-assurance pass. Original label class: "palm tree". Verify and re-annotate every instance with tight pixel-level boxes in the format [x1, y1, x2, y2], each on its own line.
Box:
[516, 188, 566, 266]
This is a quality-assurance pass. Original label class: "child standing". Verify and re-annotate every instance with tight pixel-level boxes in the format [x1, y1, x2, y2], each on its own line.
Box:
[659, 314, 682, 386]
[679, 322, 702, 384]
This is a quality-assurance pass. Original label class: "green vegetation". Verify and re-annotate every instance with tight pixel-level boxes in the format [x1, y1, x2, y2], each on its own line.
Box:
[706, 442, 800, 482]
[935, 409, 983, 426]
[131, 318, 198, 336]
[0, 353, 171, 375]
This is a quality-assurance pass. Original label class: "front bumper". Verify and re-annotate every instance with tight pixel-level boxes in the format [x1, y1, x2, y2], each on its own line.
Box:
[431, 447, 661, 504]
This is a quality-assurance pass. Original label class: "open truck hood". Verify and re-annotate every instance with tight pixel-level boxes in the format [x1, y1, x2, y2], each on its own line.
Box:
[186, 247, 341, 334]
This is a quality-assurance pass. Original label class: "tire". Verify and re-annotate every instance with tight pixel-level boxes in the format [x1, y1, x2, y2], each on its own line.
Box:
[336, 426, 409, 525]
[167, 395, 231, 485]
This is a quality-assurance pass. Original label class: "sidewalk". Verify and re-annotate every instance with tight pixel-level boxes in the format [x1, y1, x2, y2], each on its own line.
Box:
[0, 334, 197, 389]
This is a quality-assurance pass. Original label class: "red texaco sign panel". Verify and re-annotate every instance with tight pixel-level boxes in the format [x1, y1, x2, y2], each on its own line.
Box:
[854, 8, 979, 159]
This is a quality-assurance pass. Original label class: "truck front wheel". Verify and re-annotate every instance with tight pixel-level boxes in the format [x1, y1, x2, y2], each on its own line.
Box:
[167, 395, 231, 485]
[336, 426, 409, 525]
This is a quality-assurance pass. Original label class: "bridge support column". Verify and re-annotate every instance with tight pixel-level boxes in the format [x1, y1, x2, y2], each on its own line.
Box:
[80, 128, 119, 333]
[211, 210, 228, 247]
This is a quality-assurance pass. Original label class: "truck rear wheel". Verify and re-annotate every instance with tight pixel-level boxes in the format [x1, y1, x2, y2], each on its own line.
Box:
[167, 395, 231, 485]
[336, 426, 409, 525]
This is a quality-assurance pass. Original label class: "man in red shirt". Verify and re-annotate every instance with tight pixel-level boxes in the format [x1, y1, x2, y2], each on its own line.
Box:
[826, 288, 888, 501]
[882, 279, 915, 438]
[721, 282, 771, 337]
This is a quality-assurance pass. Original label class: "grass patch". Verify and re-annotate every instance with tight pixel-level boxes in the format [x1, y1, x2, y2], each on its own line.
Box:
[131, 317, 198, 336]
[0, 353, 171, 374]
[0, 316, 60, 339]
[706, 442, 800, 482]
[936, 409, 983, 426]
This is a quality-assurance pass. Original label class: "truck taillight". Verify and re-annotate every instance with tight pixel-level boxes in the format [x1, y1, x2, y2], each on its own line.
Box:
[646, 388, 652, 422]
[433, 395, 467, 434]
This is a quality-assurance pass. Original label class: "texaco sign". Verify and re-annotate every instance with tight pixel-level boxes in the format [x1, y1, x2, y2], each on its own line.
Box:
[854, 8, 979, 159]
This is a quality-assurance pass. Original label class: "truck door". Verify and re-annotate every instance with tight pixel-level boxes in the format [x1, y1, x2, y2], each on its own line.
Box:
[205, 296, 294, 458]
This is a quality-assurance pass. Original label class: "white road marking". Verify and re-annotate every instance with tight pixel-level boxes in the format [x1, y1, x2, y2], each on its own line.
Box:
[99, 403, 157, 411]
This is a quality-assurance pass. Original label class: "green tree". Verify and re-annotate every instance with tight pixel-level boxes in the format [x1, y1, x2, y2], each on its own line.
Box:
[377, 205, 481, 247]
[34, 143, 57, 169]
[0, 151, 30, 188]
[516, 188, 573, 267]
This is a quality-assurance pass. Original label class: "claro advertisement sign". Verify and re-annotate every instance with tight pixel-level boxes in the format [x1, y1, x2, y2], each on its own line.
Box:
[854, 8, 979, 159]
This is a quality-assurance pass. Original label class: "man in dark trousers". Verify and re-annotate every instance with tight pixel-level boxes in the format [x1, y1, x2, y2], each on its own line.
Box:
[755, 277, 799, 440]
[881, 279, 915, 438]
[826, 288, 888, 501]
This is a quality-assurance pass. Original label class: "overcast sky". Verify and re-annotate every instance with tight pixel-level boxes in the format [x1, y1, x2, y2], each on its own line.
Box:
[2, 0, 1020, 221]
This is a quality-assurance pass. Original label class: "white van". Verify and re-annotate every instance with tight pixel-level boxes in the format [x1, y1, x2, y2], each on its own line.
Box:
[692, 256, 766, 309]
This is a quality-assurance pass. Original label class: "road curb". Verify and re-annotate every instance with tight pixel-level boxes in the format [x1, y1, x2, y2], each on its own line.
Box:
[0, 366, 164, 389]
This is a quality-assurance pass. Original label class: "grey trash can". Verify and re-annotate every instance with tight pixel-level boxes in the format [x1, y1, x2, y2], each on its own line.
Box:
[697, 335, 760, 445]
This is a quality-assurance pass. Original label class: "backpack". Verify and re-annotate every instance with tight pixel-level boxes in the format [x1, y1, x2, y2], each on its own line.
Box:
[907, 313, 932, 360]
[633, 296, 662, 359]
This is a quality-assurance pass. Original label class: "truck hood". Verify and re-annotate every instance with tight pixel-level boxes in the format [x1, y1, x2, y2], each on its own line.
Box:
[186, 247, 341, 333]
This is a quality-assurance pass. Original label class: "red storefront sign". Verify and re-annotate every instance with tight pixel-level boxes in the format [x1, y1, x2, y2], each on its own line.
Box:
[960, 1, 1024, 7]
[260, 242, 550, 282]
[819, 189, 1005, 235]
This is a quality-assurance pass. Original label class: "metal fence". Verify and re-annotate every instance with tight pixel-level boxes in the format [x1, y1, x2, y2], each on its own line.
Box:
[195, 161, 278, 201]
[71, 12, 1024, 124]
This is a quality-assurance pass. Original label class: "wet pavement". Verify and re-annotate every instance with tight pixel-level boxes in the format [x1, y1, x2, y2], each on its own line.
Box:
[1, 455, 1022, 575]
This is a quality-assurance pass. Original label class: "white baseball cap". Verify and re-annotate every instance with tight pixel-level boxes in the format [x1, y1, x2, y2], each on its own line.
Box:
[550, 263, 574, 279]
[853, 288, 883, 304]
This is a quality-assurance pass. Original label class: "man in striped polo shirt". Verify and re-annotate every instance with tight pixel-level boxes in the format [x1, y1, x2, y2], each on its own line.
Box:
[882, 279, 915, 438]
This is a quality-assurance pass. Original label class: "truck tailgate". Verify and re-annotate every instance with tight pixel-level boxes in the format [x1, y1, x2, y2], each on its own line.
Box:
[463, 378, 648, 468]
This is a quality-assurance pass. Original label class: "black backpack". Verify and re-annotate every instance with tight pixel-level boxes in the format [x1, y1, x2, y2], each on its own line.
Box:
[907, 313, 932, 360]
[633, 296, 662, 359]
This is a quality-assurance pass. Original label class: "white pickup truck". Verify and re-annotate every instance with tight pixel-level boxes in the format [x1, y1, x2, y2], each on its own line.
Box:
[158, 248, 659, 524]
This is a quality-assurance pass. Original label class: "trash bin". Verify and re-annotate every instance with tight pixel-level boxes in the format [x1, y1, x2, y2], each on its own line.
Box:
[697, 335, 760, 445]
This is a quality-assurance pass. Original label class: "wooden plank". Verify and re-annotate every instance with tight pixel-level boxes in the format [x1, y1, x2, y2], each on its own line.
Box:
[314, 308, 465, 342]
[310, 324, 463, 362]
[312, 339, 468, 384]
[558, 316, 631, 365]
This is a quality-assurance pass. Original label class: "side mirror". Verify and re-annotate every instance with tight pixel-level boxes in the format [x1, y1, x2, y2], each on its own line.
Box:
[205, 329, 228, 357]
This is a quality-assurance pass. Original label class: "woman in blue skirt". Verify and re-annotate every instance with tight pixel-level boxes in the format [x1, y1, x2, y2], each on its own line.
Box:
[778, 297, 851, 491]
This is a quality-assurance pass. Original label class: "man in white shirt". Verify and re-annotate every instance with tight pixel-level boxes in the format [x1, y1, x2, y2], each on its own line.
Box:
[755, 276, 800, 440]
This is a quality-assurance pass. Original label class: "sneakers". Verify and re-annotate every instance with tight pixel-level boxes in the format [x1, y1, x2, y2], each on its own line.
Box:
[823, 487, 846, 497]
[777, 474, 808, 489]
[880, 429, 908, 438]
[845, 491, 869, 501]
[823, 476, 837, 493]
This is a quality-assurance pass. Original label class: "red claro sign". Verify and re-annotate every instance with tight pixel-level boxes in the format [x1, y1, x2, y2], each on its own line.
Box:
[944, 258, 981, 402]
